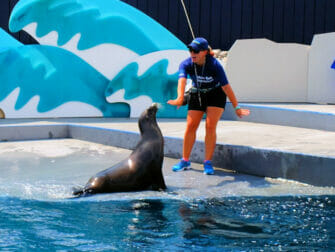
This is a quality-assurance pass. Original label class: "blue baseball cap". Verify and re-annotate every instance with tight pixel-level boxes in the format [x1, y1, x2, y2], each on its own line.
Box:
[187, 37, 209, 51]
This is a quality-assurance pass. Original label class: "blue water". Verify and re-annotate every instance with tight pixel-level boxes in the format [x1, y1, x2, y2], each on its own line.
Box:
[1, 196, 334, 251]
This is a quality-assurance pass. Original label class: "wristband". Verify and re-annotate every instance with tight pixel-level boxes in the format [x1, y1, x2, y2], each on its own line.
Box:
[234, 106, 241, 111]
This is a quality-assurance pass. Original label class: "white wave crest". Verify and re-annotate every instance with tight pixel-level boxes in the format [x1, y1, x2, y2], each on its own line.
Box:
[0, 88, 103, 118]
[106, 89, 152, 118]
[132, 49, 189, 75]
[23, 23, 139, 79]
[23, 23, 189, 80]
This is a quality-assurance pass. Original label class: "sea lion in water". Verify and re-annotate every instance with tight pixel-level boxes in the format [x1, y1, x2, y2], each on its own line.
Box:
[73, 103, 166, 196]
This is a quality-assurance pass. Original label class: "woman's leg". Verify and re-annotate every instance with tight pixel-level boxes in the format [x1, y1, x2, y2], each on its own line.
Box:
[183, 110, 204, 160]
[204, 106, 224, 161]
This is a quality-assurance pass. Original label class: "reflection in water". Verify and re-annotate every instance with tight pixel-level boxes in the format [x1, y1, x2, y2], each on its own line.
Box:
[175, 197, 335, 250]
[178, 201, 268, 241]
[0, 196, 334, 251]
[123, 200, 172, 249]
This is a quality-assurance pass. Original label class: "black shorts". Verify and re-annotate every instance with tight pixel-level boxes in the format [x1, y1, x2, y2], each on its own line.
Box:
[188, 87, 227, 112]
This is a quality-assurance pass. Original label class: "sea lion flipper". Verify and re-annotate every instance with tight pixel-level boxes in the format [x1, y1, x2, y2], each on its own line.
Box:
[72, 186, 84, 196]
[151, 172, 167, 191]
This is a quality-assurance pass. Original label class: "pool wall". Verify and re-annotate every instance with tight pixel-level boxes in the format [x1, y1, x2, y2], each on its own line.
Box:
[1, 123, 334, 187]
[223, 103, 335, 132]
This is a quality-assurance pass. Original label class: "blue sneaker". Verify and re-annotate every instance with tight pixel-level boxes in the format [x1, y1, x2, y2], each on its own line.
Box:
[172, 159, 191, 172]
[203, 160, 214, 175]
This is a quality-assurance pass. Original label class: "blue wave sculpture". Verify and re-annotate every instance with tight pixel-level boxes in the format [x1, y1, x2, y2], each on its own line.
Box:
[9, 0, 186, 55]
[0, 44, 129, 116]
[3, 0, 188, 118]
[0, 28, 22, 52]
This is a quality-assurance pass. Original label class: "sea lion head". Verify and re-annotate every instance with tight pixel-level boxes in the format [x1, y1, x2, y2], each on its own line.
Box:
[147, 103, 159, 115]
[138, 103, 161, 134]
[140, 103, 159, 119]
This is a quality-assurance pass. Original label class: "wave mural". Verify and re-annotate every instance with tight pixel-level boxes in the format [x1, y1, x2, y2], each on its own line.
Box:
[0, 44, 129, 117]
[9, 0, 186, 54]
[1, 0, 188, 118]
[0, 28, 23, 52]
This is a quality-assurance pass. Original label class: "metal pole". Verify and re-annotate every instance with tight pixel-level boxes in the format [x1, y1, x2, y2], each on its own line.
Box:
[180, 0, 195, 39]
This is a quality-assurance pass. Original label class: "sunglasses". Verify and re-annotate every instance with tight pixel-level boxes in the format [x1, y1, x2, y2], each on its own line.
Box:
[188, 48, 201, 54]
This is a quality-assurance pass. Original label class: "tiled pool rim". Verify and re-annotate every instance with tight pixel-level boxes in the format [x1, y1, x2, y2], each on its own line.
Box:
[1, 123, 334, 187]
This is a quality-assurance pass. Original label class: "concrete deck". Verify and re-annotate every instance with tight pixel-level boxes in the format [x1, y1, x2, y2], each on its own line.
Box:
[0, 103, 334, 187]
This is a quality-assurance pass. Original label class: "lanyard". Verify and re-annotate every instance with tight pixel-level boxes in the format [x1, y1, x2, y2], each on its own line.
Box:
[193, 61, 206, 107]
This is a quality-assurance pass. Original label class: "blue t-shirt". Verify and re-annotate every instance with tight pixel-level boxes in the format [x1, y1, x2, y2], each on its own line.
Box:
[178, 55, 229, 89]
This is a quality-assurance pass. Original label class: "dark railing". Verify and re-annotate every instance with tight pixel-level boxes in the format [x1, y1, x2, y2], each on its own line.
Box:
[1, 0, 335, 49]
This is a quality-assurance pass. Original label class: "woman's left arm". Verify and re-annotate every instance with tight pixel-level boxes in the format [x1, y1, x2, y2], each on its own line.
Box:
[222, 84, 250, 118]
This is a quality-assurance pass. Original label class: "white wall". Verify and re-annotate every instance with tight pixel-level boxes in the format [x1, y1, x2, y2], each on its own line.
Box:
[225, 39, 310, 102]
[308, 32, 335, 104]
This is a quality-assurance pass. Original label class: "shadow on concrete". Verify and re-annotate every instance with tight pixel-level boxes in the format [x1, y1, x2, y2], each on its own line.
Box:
[189, 167, 273, 189]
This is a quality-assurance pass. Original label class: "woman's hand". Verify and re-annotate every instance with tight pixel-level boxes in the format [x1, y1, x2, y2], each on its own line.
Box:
[167, 97, 184, 108]
[222, 85, 250, 118]
[168, 77, 187, 109]
[235, 108, 250, 118]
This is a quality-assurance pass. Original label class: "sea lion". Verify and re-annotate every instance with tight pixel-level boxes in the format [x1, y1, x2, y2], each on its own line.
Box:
[73, 103, 166, 196]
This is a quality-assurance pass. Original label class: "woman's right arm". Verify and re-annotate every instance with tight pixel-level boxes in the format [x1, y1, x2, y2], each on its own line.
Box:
[167, 77, 187, 107]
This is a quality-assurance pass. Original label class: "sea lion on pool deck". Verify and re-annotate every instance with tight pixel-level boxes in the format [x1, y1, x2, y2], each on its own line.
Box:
[73, 103, 166, 196]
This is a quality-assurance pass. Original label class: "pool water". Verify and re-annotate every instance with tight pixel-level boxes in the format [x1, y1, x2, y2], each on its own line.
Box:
[1, 139, 335, 251]
[0, 196, 334, 251]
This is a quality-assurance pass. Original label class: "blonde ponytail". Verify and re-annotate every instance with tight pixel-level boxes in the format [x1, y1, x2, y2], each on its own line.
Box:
[208, 45, 215, 57]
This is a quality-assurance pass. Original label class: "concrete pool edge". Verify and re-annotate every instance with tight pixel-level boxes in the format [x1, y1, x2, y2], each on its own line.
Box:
[1, 123, 334, 187]
[223, 103, 335, 132]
